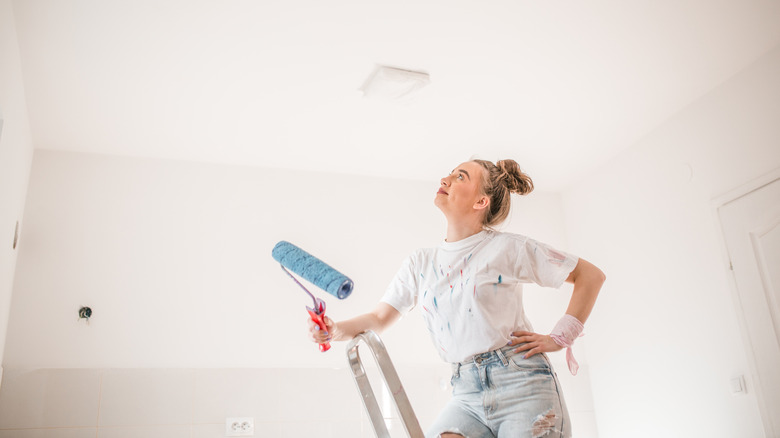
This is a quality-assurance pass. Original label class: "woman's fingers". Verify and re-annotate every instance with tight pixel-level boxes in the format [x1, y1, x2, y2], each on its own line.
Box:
[513, 342, 535, 352]
[522, 346, 543, 358]
[509, 335, 535, 345]
[307, 316, 332, 343]
[510, 330, 534, 337]
[508, 330, 540, 346]
[508, 331, 564, 357]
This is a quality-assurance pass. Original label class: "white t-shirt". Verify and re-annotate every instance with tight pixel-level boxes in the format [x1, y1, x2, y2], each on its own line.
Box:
[381, 230, 578, 363]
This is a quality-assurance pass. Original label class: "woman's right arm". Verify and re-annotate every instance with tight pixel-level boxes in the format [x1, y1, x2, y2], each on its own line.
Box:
[309, 302, 401, 344]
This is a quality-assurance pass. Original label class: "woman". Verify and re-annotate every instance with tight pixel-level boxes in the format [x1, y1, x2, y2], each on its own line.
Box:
[309, 159, 605, 438]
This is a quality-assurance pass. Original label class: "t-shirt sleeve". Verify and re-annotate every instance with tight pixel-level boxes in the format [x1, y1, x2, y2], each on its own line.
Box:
[380, 254, 419, 315]
[516, 237, 579, 288]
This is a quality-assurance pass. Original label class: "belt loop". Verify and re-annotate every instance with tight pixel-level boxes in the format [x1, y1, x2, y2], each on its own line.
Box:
[496, 347, 509, 366]
[453, 362, 461, 378]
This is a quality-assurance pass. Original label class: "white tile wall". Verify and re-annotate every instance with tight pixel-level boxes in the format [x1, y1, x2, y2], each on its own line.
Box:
[272, 368, 364, 423]
[331, 420, 366, 437]
[0, 366, 598, 437]
[98, 425, 191, 438]
[193, 369, 281, 423]
[0, 368, 392, 437]
[0, 369, 100, 428]
[0, 430, 96, 438]
[395, 364, 453, 429]
[98, 369, 195, 426]
[193, 423, 279, 438]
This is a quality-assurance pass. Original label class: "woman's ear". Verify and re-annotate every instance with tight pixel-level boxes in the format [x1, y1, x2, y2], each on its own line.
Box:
[473, 195, 490, 211]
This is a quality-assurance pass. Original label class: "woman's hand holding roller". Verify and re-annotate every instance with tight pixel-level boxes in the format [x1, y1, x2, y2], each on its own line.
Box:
[305, 302, 401, 345]
[308, 315, 335, 344]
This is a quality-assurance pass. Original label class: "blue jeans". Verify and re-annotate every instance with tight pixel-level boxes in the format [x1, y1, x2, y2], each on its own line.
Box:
[427, 345, 572, 438]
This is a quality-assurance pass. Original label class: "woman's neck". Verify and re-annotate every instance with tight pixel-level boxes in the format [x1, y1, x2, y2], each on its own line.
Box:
[445, 220, 484, 243]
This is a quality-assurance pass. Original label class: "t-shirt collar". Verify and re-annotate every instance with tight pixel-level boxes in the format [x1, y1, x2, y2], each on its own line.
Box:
[440, 229, 491, 251]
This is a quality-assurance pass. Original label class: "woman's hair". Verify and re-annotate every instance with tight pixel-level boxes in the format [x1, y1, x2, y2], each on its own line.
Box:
[472, 159, 534, 228]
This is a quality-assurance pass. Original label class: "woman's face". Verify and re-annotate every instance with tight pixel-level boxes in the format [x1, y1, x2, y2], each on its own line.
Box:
[434, 161, 489, 218]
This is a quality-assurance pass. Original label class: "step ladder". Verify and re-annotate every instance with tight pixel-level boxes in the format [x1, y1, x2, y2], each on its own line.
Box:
[346, 330, 425, 438]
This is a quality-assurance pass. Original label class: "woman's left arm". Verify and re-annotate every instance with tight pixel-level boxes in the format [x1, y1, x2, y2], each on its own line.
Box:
[561, 258, 606, 324]
[510, 258, 605, 358]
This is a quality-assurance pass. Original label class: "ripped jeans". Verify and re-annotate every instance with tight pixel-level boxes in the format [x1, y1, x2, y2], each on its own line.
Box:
[426, 344, 571, 438]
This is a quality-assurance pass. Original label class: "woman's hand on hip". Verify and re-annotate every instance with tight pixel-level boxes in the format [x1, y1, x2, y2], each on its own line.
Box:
[507, 330, 562, 358]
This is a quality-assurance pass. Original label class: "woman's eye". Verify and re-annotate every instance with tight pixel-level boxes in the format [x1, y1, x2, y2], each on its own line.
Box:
[457, 174, 464, 180]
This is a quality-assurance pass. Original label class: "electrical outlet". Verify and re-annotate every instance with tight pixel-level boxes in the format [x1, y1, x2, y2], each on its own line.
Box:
[226, 417, 254, 436]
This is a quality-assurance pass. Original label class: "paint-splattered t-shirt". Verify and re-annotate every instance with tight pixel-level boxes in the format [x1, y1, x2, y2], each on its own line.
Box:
[381, 230, 578, 363]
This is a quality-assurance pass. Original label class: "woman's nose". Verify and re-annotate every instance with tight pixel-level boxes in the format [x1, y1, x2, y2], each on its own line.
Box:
[441, 176, 449, 186]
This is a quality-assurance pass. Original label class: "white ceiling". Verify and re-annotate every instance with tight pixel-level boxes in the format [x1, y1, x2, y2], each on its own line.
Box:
[11, 0, 780, 190]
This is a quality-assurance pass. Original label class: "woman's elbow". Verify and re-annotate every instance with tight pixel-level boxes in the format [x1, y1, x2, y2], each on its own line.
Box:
[594, 267, 606, 285]
[573, 259, 606, 285]
[372, 303, 402, 332]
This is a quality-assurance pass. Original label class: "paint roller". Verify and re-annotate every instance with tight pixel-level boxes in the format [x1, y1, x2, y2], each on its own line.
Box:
[271, 241, 354, 352]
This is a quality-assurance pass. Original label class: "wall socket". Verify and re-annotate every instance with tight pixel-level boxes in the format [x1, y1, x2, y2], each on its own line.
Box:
[226, 417, 254, 436]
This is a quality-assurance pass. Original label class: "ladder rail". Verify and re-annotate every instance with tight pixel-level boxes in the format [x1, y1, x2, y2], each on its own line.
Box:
[346, 331, 425, 438]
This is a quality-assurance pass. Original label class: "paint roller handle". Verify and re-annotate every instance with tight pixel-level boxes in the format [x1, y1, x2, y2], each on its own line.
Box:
[307, 309, 331, 352]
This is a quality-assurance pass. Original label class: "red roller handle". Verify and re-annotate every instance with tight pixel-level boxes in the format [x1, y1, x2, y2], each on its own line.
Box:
[307, 309, 331, 352]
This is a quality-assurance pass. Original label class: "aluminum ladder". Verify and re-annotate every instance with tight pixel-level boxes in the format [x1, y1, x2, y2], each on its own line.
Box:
[346, 330, 425, 438]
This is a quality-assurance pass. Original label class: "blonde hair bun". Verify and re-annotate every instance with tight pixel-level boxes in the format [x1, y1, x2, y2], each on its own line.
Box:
[472, 158, 534, 228]
[496, 159, 534, 195]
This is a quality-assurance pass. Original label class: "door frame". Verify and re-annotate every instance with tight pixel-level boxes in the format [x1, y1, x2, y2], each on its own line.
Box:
[712, 167, 780, 438]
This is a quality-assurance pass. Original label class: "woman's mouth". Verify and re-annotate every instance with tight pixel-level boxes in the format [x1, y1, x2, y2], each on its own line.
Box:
[437, 188, 448, 195]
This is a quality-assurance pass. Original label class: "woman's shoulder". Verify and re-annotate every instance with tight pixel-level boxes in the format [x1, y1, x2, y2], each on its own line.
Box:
[397, 245, 435, 264]
[487, 229, 531, 246]
[409, 245, 437, 260]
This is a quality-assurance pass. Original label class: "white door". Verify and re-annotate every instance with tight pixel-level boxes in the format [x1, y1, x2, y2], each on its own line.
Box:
[718, 174, 780, 437]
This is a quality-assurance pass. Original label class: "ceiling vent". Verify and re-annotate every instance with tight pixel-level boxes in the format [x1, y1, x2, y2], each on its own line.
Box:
[359, 65, 430, 101]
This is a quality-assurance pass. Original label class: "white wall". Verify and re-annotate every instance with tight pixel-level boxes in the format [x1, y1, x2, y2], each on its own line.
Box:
[5, 150, 582, 370]
[5, 150, 440, 369]
[0, 0, 34, 369]
[1, 150, 598, 435]
[562, 44, 780, 437]
[0, 367, 449, 437]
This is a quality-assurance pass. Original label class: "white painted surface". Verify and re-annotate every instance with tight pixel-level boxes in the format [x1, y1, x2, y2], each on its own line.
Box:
[718, 175, 780, 437]
[0, 0, 35, 368]
[3, 2, 780, 436]
[5, 150, 577, 370]
[10, 0, 780, 190]
[2, 150, 598, 435]
[0, 365, 596, 437]
[561, 42, 780, 438]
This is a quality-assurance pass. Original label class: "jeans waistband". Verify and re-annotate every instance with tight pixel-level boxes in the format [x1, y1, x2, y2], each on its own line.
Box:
[452, 344, 516, 377]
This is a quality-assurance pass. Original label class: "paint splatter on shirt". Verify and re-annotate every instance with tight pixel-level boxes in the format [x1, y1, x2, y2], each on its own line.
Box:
[381, 230, 578, 363]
